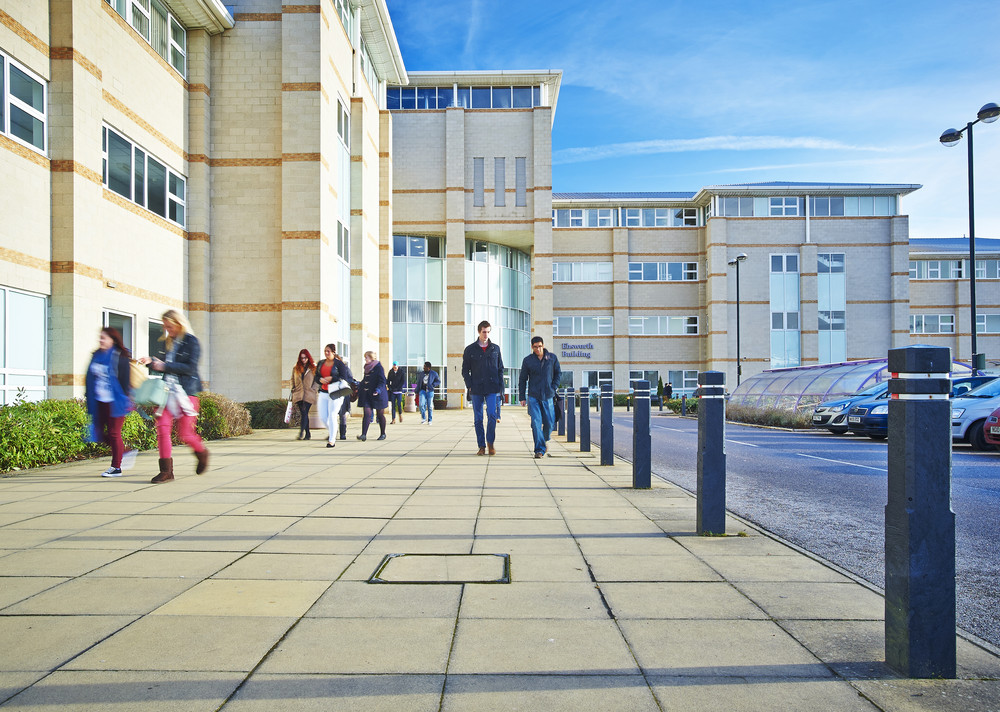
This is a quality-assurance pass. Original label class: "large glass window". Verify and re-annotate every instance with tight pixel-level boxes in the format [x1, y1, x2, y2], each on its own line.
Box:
[1, 50, 46, 153]
[770, 253, 801, 368]
[628, 262, 698, 281]
[628, 316, 698, 335]
[388, 84, 543, 110]
[553, 316, 612, 336]
[911, 314, 955, 334]
[769, 197, 800, 216]
[977, 314, 1000, 334]
[0, 287, 47, 404]
[104, 0, 186, 76]
[103, 310, 135, 353]
[909, 260, 965, 280]
[102, 125, 186, 226]
[667, 369, 699, 397]
[552, 262, 612, 282]
[817, 253, 846, 363]
[393, 236, 447, 373]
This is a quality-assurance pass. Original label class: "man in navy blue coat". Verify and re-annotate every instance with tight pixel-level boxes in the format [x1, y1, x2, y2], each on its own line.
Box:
[519, 336, 561, 458]
[462, 320, 504, 455]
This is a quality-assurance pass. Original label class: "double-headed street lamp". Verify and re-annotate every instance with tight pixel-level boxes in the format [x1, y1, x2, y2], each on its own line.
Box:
[728, 253, 748, 386]
[939, 102, 1000, 371]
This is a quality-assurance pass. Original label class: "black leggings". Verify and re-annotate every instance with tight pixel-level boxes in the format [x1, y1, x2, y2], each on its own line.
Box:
[298, 401, 312, 434]
[362, 407, 386, 437]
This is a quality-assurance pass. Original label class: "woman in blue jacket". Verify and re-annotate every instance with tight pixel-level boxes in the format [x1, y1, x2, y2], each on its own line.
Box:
[357, 350, 389, 441]
[85, 327, 133, 477]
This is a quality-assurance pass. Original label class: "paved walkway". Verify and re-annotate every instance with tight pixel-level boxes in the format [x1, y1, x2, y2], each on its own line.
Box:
[0, 408, 997, 711]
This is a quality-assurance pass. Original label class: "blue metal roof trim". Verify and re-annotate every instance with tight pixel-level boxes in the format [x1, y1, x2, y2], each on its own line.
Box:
[711, 181, 911, 188]
[552, 192, 697, 200]
[910, 237, 1000, 253]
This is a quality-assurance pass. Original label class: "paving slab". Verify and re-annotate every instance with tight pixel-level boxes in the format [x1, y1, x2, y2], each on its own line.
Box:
[0, 408, 997, 711]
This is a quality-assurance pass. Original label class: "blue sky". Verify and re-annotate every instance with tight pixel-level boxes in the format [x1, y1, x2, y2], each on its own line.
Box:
[384, 0, 1000, 239]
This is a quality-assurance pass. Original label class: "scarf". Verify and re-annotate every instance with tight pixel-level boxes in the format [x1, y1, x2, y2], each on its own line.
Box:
[363, 359, 380, 375]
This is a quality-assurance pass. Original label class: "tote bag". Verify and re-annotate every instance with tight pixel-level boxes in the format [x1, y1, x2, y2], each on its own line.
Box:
[134, 377, 170, 408]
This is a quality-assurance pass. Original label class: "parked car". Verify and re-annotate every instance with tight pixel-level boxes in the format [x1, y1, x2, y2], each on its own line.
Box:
[849, 375, 997, 440]
[812, 381, 889, 434]
[953, 377, 1000, 450]
[984, 405, 1000, 448]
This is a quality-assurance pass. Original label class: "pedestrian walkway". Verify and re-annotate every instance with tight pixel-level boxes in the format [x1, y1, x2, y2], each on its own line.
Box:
[0, 408, 997, 711]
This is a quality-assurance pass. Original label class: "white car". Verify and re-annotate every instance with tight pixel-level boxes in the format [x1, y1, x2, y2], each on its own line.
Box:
[951, 378, 1000, 450]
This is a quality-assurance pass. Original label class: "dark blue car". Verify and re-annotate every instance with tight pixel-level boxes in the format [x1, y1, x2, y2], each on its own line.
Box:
[811, 381, 889, 434]
[848, 375, 998, 440]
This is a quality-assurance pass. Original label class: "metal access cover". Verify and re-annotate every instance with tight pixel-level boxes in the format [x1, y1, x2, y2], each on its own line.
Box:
[368, 553, 511, 584]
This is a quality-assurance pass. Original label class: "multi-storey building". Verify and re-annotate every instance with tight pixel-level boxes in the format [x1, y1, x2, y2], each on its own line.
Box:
[0, 1, 992, 407]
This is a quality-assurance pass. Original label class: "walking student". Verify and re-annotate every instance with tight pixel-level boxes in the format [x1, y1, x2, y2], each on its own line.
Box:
[461, 320, 504, 455]
[290, 349, 317, 440]
[519, 336, 561, 458]
[417, 361, 440, 423]
[357, 351, 389, 441]
[85, 326, 134, 477]
[138, 309, 208, 483]
[314, 344, 351, 448]
[387, 361, 406, 424]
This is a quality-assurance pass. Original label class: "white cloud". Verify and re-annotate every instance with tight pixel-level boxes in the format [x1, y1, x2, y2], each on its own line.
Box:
[553, 136, 891, 165]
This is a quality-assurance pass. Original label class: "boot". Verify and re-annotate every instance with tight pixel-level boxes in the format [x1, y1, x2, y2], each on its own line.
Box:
[195, 449, 210, 475]
[151, 458, 174, 483]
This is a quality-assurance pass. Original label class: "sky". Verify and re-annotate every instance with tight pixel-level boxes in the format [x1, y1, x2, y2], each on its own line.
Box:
[383, 0, 1000, 239]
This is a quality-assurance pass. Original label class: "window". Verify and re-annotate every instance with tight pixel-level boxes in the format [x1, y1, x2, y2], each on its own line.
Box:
[911, 314, 955, 334]
[473, 158, 484, 207]
[629, 370, 659, 391]
[494, 157, 505, 207]
[102, 125, 186, 226]
[103, 310, 135, 353]
[909, 260, 965, 280]
[332, 0, 352, 35]
[627, 262, 698, 281]
[515, 157, 526, 207]
[809, 196, 845, 217]
[582, 370, 613, 391]
[337, 221, 350, 262]
[667, 370, 699, 396]
[818, 311, 846, 331]
[770, 253, 800, 368]
[148, 319, 166, 361]
[0, 286, 47, 404]
[553, 316, 612, 336]
[337, 99, 350, 148]
[628, 316, 698, 335]
[387, 84, 542, 110]
[551, 262, 613, 282]
[977, 314, 1000, 334]
[720, 197, 755, 217]
[1, 50, 46, 153]
[104, 0, 186, 76]
[817, 253, 845, 274]
[818, 253, 846, 363]
[769, 197, 800, 216]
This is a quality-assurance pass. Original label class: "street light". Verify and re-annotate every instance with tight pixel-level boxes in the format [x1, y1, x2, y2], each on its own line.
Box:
[728, 253, 748, 386]
[940, 102, 1000, 372]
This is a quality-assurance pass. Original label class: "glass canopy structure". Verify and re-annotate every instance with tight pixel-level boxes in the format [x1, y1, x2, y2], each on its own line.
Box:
[728, 358, 977, 411]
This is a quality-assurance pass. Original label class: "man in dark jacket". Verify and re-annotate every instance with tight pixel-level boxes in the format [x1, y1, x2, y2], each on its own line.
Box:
[418, 361, 441, 423]
[462, 320, 504, 455]
[386, 361, 406, 424]
[519, 336, 561, 458]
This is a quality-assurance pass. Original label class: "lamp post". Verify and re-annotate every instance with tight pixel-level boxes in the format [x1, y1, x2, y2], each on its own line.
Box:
[728, 253, 748, 386]
[940, 102, 1000, 372]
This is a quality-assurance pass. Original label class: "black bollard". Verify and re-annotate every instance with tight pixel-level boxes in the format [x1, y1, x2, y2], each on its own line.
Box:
[632, 380, 651, 488]
[626, 392, 631, 412]
[885, 345, 956, 678]
[567, 388, 576, 443]
[658, 394, 663, 412]
[557, 388, 566, 437]
[579, 387, 591, 452]
[696, 371, 726, 535]
[681, 394, 687, 416]
[600, 384, 613, 465]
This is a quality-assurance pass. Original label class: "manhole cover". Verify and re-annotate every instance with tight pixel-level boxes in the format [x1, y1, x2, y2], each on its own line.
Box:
[368, 553, 510, 584]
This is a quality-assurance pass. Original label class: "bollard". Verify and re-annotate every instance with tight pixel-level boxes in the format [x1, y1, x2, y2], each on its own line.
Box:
[632, 380, 651, 488]
[696, 371, 726, 535]
[579, 387, 591, 452]
[681, 394, 687, 416]
[594, 390, 599, 412]
[557, 388, 566, 437]
[658, 395, 663, 412]
[567, 388, 576, 443]
[600, 384, 614, 465]
[626, 392, 631, 412]
[885, 345, 956, 678]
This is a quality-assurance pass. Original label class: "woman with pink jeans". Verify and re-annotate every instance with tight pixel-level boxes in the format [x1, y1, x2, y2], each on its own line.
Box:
[138, 309, 208, 483]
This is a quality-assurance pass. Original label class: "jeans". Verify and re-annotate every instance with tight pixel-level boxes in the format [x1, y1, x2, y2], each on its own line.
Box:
[471, 392, 500, 448]
[526, 396, 555, 454]
[297, 400, 312, 435]
[96, 401, 125, 467]
[317, 392, 345, 444]
[156, 396, 203, 459]
[390, 393, 404, 420]
[419, 390, 433, 421]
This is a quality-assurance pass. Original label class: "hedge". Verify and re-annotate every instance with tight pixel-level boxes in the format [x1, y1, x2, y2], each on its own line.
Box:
[244, 398, 292, 429]
[0, 392, 251, 475]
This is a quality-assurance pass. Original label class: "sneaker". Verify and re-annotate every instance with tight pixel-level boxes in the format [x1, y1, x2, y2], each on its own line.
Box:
[534, 453, 544, 459]
[421, 419, 426, 423]
[101, 467, 123, 477]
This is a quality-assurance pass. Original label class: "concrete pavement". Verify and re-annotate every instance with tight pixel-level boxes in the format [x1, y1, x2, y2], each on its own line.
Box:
[0, 407, 998, 711]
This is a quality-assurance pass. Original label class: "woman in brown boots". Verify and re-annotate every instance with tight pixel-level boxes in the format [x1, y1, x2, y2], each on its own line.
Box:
[138, 309, 209, 483]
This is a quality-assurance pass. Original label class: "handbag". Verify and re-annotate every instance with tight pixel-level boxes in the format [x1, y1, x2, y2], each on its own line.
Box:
[328, 379, 353, 399]
[134, 377, 170, 407]
[128, 359, 147, 389]
[283, 396, 294, 424]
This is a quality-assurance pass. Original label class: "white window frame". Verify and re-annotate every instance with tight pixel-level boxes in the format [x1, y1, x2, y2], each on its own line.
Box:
[1, 50, 47, 155]
[102, 124, 187, 227]
[627, 261, 699, 282]
[769, 197, 799, 216]
[337, 98, 350, 149]
[553, 316, 612, 336]
[978, 314, 1000, 334]
[911, 314, 955, 335]
[104, 0, 187, 77]
[103, 309, 136, 353]
[0, 286, 48, 405]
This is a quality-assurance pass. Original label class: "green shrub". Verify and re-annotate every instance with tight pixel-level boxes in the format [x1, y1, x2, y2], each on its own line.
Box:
[725, 403, 813, 429]
[0, 399, 92, 473]
[667, 397, 698, 415]
[244, 398, 291, 429]
[196, 391, 252, 440]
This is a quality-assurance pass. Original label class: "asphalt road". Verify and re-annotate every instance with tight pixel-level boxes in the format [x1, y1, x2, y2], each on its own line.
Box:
[584, 410, 1000, 648]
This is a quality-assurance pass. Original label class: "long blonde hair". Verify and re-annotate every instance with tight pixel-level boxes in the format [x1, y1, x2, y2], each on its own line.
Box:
[161, 309, 193, 351]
